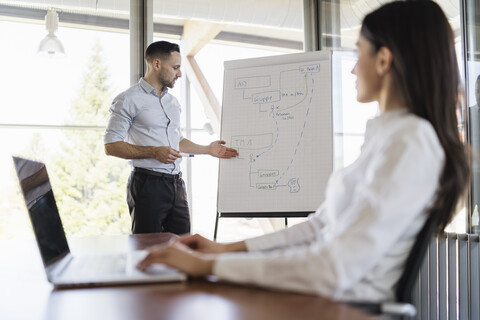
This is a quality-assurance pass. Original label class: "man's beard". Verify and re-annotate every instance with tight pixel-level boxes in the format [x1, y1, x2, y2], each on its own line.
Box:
[164, 79, 175, 89]
[159, 73, 176, 89]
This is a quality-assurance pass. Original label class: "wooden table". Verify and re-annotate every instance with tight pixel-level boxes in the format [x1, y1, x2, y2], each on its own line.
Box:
[0, 233, 383, 320]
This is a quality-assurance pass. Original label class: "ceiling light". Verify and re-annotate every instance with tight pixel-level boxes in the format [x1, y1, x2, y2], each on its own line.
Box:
[37, 8, 65, 57]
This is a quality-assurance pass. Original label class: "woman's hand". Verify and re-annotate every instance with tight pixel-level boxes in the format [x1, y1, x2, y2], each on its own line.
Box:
[176, 233, 247, 254]
[176, 233, 226, 253]
[136, 241, 214, 277]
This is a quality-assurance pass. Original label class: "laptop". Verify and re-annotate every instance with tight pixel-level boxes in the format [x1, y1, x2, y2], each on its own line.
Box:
[12, 156, 186, 288]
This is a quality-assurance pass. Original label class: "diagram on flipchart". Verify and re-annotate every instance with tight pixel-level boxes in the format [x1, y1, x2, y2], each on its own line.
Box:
[218, 52, 332, 213]
[232, 64, 320, 193]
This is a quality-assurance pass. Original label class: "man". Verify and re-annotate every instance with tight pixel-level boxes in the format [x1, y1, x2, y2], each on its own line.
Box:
[104, 41, 238, 234]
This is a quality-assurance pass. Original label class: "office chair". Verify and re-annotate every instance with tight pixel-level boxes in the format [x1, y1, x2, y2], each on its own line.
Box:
[348, 212, 440, 319]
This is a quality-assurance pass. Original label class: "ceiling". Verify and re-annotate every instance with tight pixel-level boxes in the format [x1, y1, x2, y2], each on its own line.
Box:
[0, 0, 463, 50]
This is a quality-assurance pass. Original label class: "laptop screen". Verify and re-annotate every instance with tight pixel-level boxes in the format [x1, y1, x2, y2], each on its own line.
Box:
[12, 156, 70, 266]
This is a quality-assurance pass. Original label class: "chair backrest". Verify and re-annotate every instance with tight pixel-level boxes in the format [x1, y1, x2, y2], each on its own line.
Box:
[394, 212, 440, 303]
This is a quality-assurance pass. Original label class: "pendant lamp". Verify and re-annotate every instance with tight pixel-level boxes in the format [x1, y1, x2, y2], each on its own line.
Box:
[37, 8, 65, 57]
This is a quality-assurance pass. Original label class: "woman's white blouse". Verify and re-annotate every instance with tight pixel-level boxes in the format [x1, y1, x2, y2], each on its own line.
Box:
[213, 109, 445, 301]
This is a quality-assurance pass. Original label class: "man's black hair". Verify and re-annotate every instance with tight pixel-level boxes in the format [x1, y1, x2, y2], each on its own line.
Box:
[145, 41, 180, 63]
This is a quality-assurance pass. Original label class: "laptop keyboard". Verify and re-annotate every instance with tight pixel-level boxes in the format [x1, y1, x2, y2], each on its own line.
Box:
[63, 254, 127, 277]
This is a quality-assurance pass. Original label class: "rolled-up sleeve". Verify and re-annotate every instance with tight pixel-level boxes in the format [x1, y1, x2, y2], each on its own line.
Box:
[104, 94, 134, 144]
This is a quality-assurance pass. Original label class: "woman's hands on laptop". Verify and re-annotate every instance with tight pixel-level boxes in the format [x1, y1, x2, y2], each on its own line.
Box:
[178, 233, 246, 253]
[136, 234, 247, 276]
[136, 240, 214, 277]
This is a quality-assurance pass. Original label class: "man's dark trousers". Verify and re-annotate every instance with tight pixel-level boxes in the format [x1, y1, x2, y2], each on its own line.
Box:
[127, 167, 190, 235]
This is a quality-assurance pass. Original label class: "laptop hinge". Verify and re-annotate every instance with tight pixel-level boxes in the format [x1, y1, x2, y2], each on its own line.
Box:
[46, 253, 73, 280]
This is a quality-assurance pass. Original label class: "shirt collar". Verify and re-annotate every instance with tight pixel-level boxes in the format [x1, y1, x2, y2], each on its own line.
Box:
[369, 108, 408, 126]
[364, 108, 409, 141]
[138, 78, 169, 97]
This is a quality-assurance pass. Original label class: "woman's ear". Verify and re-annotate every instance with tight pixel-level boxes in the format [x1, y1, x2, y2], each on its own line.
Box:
[376, 46, 393, 76]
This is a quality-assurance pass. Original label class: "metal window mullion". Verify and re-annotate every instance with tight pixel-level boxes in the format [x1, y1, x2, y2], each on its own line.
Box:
[470, 235, 479, 320]
[185, 76, 193, 224]
[438, 233, 448, 320]
[420, 242, 430, 320]
[412, 272, 421, 319]
[458, 234, 469, 320]
[429, 236, 438, 320]
[0, 124, 106, 130]
[448, 233, 458, 320]
[302, 0, 319, 51]
[130, 0, 153, 85]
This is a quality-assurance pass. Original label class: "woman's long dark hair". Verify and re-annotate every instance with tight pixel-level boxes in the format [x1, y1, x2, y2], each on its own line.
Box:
[361, 0, 471, 231]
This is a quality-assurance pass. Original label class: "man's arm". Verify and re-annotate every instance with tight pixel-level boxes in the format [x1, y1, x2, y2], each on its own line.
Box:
[179, 139, 239, 158]
[178, 139, 209, 154]
[105, 141, 181, 164]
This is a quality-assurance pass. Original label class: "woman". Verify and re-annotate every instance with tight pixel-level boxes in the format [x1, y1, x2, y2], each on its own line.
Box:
[137, 0, 470, 302]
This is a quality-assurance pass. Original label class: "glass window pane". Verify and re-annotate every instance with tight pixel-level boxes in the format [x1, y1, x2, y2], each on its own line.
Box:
[325, 1, 465, 232]
[152, 0, 304, 239]
[0, 16, 129, 126]
[464, 0, 480, 233]
[1, 2, 130, 239]
[0, 128, 131, 239]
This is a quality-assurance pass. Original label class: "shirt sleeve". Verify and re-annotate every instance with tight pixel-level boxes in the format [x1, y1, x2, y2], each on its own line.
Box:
[245, 203, 332, 251]
[213, 127, 444, 299]
[104, 94, 134, 144]
[172, 95, 184, 143]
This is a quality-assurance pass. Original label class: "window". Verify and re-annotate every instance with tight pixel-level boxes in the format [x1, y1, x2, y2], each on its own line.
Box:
[3, 0, 467, 241]
[317, 0, 466, 233]
[463, 0, 480, 234]
[152, 0, 305, 240]
[0, 2, 130, 239]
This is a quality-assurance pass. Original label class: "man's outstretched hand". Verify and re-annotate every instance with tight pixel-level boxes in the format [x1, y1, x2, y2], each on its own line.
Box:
[208, 140, 239, 159]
